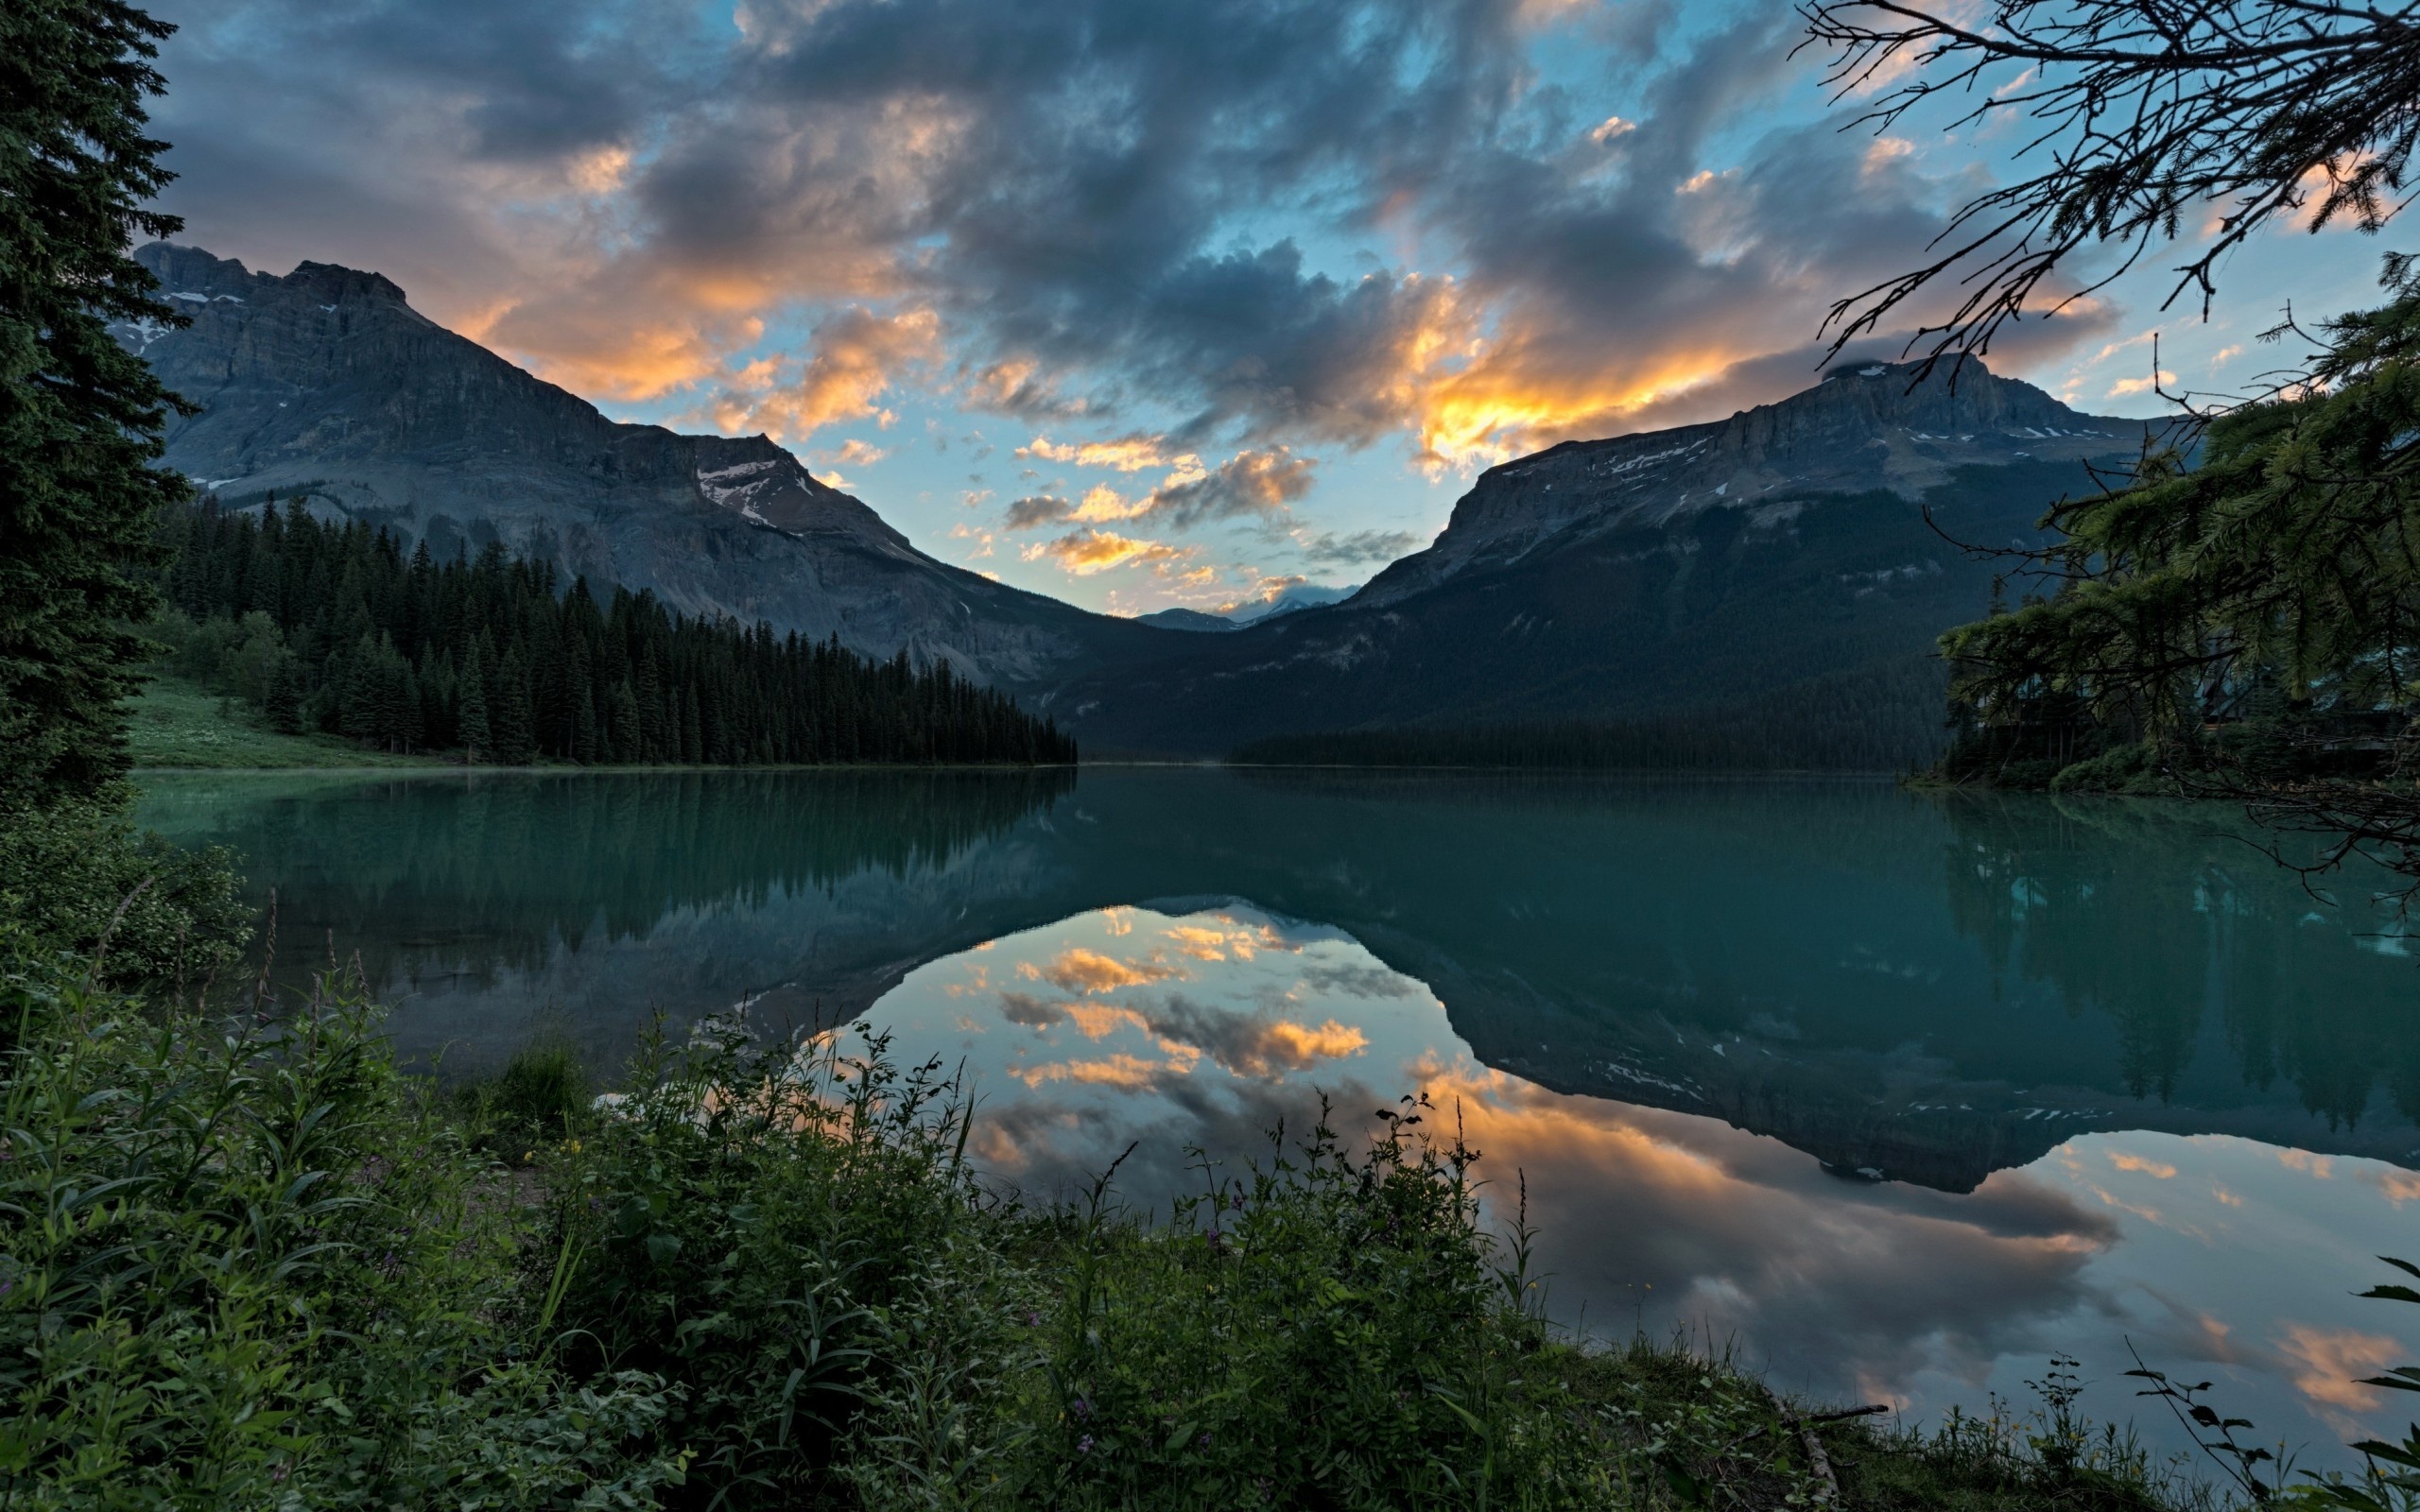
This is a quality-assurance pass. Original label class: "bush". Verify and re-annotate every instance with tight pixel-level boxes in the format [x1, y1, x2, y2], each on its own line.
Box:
[0, 943, 689, 1508]
[458, 1035, 594, 1159]
[0, 938, 2241, 1511]
[545, 1021, 994, 1506]
[0, 784, 250, 989]
[539, 1018, 1906, 1509]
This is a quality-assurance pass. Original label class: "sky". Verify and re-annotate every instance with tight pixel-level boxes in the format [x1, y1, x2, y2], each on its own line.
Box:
[140, 0, 2398, 617]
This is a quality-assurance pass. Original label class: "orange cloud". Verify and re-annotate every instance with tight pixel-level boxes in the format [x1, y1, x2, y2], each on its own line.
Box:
[718, 305, 942, 441]
[1260, 1018, 1369, 1063]
[2108, 1151, 2178, 1179]
[1163, 920, 1286, 961]
[1019, 947, 1177, 995]
[2279, 1325, 2402, 1410]
[1022, 527, 1187, 576]
[1066, 1003, 1149, 1040]
[2365, 1167, 2420, 1205]
[1011, 1053, 1180, 1091]
[1018, 434, 1198, 472]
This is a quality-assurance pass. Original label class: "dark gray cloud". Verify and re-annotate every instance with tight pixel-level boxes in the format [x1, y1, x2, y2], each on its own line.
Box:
[1137, 447, 1316, 530]
[1299, 528, 1426, 567]
[1004, 495, 1075, 532]
[141, 0, 2114, 462]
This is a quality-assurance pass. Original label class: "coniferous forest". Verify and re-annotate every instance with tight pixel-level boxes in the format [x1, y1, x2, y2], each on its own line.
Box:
[151, 497, 1077, 765]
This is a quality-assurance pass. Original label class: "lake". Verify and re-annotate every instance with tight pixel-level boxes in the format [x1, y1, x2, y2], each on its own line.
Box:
[137, 766, 2420, 1473]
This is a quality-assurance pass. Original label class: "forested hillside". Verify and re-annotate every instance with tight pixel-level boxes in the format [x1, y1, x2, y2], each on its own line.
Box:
[1230, 660, 1948, 771]
[152, 499, 1076, 765]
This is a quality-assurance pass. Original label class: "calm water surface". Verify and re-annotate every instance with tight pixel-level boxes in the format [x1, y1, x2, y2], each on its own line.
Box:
[136, 768, 2420, 1470]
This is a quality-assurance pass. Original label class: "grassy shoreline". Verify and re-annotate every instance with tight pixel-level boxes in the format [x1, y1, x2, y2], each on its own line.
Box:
[9, 939, 2295, 1512]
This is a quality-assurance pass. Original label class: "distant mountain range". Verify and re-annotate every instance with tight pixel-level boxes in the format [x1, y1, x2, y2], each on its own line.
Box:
[1134, 582, 1358, 633]
[1044, 362, 2155, 758]
[118, 244, 1177, 690]
[123, 244, 2156, 762]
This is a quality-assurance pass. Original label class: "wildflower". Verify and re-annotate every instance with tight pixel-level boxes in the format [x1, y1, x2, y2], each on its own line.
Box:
[1024, 1309, 1043, 1327]
[1199, 1431, 1213, 1448]
[1077, 1435, 1094, 1455]
[1072, 1397, 1092, 1420]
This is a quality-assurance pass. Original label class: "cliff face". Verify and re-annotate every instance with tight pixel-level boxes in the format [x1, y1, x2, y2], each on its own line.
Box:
[120, 244, 1172, 687]
[1357, 360, 2143, 607]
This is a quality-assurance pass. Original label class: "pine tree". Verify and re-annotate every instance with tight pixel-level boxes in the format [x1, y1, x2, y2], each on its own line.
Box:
[492, 644, 536, 765]
[263, 652, 303, 734]
[0, 0, 190, 808]
[458, 640, 491, 763]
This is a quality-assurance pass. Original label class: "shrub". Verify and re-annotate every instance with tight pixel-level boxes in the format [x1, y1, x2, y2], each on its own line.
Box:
[545, 1019, 994, 1507]
[0, 784, 249, 990]
[0, 942, 689, 1508]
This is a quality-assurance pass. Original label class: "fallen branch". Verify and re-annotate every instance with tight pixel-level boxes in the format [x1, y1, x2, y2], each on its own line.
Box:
[1766, 1392, 1888, 1503]
[1807, 1403, 1892, 1424]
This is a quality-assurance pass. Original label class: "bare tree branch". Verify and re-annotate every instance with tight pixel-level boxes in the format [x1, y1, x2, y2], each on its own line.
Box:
[1797, 1, 2420, 377]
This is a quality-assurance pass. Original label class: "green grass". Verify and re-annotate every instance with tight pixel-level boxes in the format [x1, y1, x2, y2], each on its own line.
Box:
[125, 670, 446, 768]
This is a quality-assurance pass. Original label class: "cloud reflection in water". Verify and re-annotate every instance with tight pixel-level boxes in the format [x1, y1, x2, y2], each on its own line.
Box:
[867, 900, 2420, 1472]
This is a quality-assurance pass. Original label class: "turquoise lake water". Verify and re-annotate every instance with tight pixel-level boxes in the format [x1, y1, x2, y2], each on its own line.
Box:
[137, 767, 2420, 1471]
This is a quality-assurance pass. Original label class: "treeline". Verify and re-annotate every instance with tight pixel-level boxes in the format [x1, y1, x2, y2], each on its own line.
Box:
[153, 498, 1076, 765]
[1231, 661, 1949, 772]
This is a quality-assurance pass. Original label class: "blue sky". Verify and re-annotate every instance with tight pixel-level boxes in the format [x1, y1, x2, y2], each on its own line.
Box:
[142, 0, 2397, 615]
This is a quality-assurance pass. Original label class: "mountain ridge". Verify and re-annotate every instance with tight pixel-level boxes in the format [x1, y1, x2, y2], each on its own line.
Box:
[119, 243, 1178, 689]
[1039, 363, 2156, 756]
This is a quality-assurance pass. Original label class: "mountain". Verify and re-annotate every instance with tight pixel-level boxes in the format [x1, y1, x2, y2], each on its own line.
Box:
[1134, 607, 1236, 633]
[1134, 583, 1361, 635]
[1042, 361, 2159, 759]
[1224, 582, 1359, 625]
[118, 244, 1177, 688]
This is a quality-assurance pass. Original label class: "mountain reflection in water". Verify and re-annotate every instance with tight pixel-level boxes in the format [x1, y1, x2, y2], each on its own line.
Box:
[138, 768, 2420, 1465]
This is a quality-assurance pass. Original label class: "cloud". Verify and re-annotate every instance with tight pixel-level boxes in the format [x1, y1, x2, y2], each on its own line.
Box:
[1134, 995, 1370, 1077]
[2279, 1325, 2402, 1411]
[1133, 446, 1316, 529]
[824, 438, 890, 465]
[2106, 369, 2178, 399]
[1022, 527, 1188, 576]
[710, 304, 942, 440]
[1019, 946, 1179, 995]
[1004, 495, 1073, 530]
[145, 0, 2124, 497]
[998, 990, 1068, 1029]
[1298, 527, 1422, 566]
[1018, 433, 1193, 472]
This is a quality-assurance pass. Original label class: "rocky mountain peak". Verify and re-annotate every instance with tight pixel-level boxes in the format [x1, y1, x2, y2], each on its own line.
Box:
[1355, 358, 2149, 607]
[115, 242, 1177, 687]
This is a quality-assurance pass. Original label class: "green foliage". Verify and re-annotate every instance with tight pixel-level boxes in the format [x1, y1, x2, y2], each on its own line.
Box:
[0, 785, 248, 988]
[545, 1012, 1610, 1508]
[0, 0, 194, 811]
[0, 942, 689, 1509]
[546, 1021, 984, 1506]
[947, 1101, 1604, 1510]
[456, 1036, 592, 1160]
[1941, 254, 2420, 784]
[2, 930, 2241, 1511]
[122, 670, 442, 770]
[155, 498, 1076, 765]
